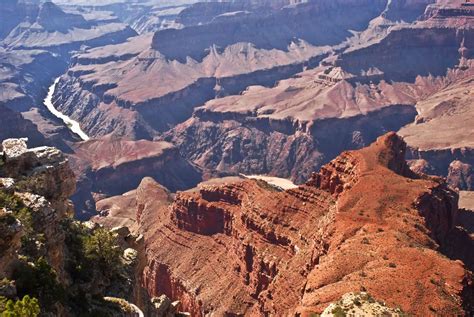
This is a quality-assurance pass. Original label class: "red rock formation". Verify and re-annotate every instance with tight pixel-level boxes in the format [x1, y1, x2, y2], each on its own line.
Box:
[138, 133, 474, 316]
[68, 136, 203, 219]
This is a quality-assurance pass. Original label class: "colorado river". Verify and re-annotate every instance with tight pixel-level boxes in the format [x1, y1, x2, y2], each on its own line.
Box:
[43, 78, 90, 141]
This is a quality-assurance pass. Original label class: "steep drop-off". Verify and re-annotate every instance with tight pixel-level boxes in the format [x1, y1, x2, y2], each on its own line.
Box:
[137, 133, 474, 316]
[164, 1, 474, 185]
[53, 0, 393, 139]
[400, 71, 474, 190]
[0, 0, 136, 148]
[0, 138, 185, 316]
[68, 136, 204, 219]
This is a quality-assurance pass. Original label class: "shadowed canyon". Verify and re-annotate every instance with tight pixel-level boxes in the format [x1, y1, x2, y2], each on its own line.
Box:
[1, 0, 474, 316]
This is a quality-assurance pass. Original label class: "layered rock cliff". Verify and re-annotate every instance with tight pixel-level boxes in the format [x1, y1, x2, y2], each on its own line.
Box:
[137, 133, 474, 316]
[0, 138, 75, 283]
[0, 0, 136, 150]
[163, 1, 474, 185]
[400, 71, 474, 190]
[0, 138, 170, 316]
[68, 136, 204, 219]
[44, 0, 474, 192]
[52, 0, 394, 140]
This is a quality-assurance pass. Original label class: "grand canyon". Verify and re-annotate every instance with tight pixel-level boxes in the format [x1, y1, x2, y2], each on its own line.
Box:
[1, 0, 473, 316]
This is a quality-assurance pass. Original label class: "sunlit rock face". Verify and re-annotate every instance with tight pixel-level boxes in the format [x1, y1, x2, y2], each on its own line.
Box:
[0, 138, 75, 283]
[138, 133, 473, 316]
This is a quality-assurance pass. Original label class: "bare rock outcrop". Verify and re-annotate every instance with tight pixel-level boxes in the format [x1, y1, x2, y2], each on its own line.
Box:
[0, 138, 75, 284]
[69, 136, 203, 219]
[138, 133, 474, 316]
[448, 160, 474, 190]
[1, 138, 75, 211]
[0, 138, 166, 316]
[320, 292, 405, 316]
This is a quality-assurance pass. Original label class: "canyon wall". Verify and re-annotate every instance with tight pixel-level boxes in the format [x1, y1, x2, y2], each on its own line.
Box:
[166, 104, 417, 183]
[163, 3, 474, 186]
[137, 133, 474, 316]
[68, 137, 204, 219]
[52, 0, 390, 140]
[0, 0, 137, 150]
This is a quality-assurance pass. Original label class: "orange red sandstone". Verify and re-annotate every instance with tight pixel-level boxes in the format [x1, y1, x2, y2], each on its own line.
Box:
[138, 133, 473, 316]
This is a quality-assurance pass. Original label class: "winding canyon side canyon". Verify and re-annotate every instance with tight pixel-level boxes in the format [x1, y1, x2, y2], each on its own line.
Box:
[1, 0, 474, 316]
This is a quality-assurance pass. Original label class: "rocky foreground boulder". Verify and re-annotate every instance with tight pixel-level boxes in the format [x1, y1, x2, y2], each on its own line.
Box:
[137, 133, 474, 316]
[0, 138, 185, 316]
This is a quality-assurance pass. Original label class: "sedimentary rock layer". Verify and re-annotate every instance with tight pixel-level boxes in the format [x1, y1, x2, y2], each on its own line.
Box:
[68, 136, 203, 219]
[138, 133, 474, 316]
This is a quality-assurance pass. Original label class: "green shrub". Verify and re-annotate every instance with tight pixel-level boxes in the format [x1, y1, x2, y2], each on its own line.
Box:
[62, 220, 94, 282]
[1, 295, 40, 317]
[0, 296, 7, 312]
[83, 228, 121, 275]
[13, 258, 64, 310]
[0, 192, 25, 213]
[0, 191, 33, 235]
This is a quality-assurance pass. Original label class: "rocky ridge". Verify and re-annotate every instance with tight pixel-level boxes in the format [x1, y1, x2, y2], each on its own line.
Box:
[53, 0, 391, 139]
[0, 138, 185, 316]
[68, 136, 204, 219]
[136, 133, 474, 316]
[163, 0, 474, 186]
[0, 138, 75, 284]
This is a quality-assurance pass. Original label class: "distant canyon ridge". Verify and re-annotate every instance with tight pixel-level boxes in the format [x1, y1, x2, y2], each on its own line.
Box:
[0, 0, 473, 218]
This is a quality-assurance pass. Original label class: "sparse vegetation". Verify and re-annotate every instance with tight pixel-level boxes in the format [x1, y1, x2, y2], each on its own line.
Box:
[83, 228, 122, 275]
[62, 220, 124, 279]
[0, 191, 33, 235]
[60, 220, 129, 315]
[331, 305, 347, 317]
[13, 257, 64, 310]
[0, 295, 40, 317]
[62, 220, 95, 282]
[324, 292, 407, 317]
[103, 297, 134, 314]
